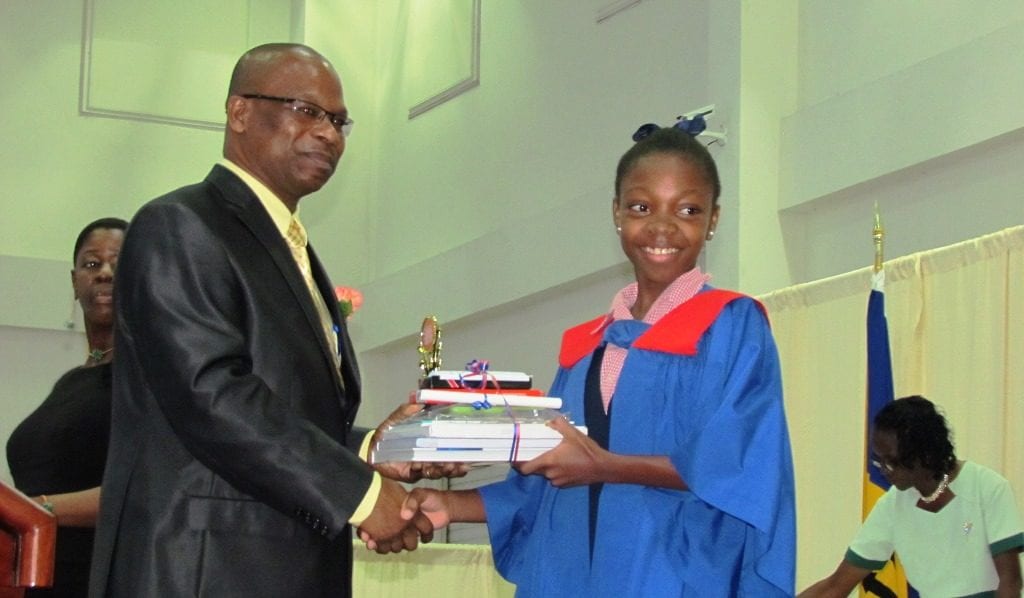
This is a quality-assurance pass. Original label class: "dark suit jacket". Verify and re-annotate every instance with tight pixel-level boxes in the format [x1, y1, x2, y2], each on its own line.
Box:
[90, 166, 372, 597]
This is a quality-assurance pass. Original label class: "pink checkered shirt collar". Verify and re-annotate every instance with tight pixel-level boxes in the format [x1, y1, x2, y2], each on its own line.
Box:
[596, 267, 710, 412]
[597, 267, 711, 330]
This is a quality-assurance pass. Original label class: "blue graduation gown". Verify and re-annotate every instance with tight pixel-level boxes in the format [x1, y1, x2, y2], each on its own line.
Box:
[479, 288, 796, 596]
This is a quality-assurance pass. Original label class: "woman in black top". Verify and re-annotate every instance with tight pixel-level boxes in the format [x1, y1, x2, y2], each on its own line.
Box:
[6, 217, 127, 597]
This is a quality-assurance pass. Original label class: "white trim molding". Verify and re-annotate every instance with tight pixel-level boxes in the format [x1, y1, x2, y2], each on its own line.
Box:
[596, 0, 642, 24]
[78, 0, 298, 131]
[408, 0, 481, 120]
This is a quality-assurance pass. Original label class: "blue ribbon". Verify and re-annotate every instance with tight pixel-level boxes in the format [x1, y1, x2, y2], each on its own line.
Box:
[460, 360, 517, 427]
[460, 359, 491, 389]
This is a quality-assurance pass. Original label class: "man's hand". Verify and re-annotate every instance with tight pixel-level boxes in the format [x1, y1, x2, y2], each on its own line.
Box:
[370, 403, 470, 483]
[370, 403, 424, 447]
[374, 459, 471, 483]
[356, 479, 434, 554]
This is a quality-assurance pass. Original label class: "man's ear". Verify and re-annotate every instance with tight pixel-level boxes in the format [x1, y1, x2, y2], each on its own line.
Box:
[226, 95, 249, 133]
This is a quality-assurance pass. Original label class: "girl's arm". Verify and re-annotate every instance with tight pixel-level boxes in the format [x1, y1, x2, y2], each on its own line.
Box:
[514, 417, 687, 490]
[399, 488, 486, 529]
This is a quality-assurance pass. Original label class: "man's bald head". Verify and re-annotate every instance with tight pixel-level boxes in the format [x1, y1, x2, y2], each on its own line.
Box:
[223, 43, 346, 210]
[227, 43, 336, 99]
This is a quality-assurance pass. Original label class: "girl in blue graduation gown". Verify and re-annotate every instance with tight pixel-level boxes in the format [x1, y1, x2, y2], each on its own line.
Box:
[402, 126, 796, 596]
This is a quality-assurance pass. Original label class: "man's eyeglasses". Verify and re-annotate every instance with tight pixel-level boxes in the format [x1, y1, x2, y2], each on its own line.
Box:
[241, 94, 354, 137]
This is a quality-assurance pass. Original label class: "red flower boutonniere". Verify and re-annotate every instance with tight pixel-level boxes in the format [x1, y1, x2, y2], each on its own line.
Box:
[334, 286, 363, 320]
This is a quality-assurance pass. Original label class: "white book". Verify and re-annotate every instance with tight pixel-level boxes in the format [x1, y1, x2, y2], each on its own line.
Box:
[416, 389, 562, 410]
[372, 446, 554, 463]
[378, 436, 563, 450]
[382, 420, 585, 440]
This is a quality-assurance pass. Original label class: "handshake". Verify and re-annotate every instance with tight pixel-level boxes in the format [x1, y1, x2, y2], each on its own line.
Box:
[354, 404, 469, 554]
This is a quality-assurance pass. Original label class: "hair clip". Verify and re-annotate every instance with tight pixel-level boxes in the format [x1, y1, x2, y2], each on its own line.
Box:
[631, 111, 710, 142]
[631, 123, 660, 142]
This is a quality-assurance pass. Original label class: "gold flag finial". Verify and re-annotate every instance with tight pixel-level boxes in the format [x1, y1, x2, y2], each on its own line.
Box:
[873, 202, 884, 273]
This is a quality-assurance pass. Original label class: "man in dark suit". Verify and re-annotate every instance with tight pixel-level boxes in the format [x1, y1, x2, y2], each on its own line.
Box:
[89, 43, 432, 597]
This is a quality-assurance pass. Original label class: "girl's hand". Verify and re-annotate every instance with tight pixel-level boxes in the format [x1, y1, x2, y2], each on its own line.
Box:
[401, 488, 451, 530]
[515, 417, 608, 487]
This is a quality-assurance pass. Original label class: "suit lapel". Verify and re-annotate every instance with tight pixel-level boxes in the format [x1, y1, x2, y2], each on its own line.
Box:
[307, 244, 341, 329]
[307, 243, 348, 378]
[309, 244, 361, 416]
[206, 166, 345, 394]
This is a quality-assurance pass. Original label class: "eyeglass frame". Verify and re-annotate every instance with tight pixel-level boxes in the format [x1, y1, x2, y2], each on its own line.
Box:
[870, 456, 898, 473]
[240, 93, 354, 137]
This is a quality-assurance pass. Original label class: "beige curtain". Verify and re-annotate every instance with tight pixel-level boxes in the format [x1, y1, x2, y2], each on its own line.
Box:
[761, 226, 1024, 589]
[354, 541, 513, 597]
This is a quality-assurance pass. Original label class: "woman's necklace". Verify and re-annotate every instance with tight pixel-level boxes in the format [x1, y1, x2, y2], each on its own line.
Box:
[919, 473, 951, 503]
[88, 347, 113, 363]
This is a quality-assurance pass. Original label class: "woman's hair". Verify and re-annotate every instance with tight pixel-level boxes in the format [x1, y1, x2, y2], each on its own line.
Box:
[73, 217, 128, 263]
[614, 126, 721, 203]
[874, 395, 957, 477]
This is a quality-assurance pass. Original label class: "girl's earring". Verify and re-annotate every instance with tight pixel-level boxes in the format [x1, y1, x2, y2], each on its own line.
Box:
[615, 226, 622, 235]
[706, 230, 715, 241]
[65, 295, 77, 330]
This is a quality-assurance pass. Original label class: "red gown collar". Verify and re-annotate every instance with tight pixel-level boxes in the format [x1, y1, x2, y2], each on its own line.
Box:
[557, 289, 765, 368]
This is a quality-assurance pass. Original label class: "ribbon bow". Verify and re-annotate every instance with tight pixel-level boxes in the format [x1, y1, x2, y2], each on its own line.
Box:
[461, 358, 524, 461]
[460, 359, 507, 410]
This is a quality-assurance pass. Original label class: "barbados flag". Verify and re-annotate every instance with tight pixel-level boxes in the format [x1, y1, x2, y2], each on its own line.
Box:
[861, 269, 916, 598]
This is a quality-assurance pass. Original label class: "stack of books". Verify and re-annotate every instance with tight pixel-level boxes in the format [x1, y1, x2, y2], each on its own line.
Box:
[371, 415, 584, 463]
[372, 368, 585, 464]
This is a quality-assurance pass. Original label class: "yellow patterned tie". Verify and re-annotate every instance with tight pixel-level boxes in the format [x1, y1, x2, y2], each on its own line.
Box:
[286, 217, 341, 367]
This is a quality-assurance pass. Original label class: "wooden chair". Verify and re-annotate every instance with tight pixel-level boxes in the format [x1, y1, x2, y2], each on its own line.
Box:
[0, 482, 56, 597]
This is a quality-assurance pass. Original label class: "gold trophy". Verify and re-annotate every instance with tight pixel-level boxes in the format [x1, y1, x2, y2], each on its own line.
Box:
[417, 315, 442, 387]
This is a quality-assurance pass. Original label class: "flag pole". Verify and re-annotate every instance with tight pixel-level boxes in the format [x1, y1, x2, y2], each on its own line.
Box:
[863, 203, 913, 597]
[873, 202, 884, 274]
